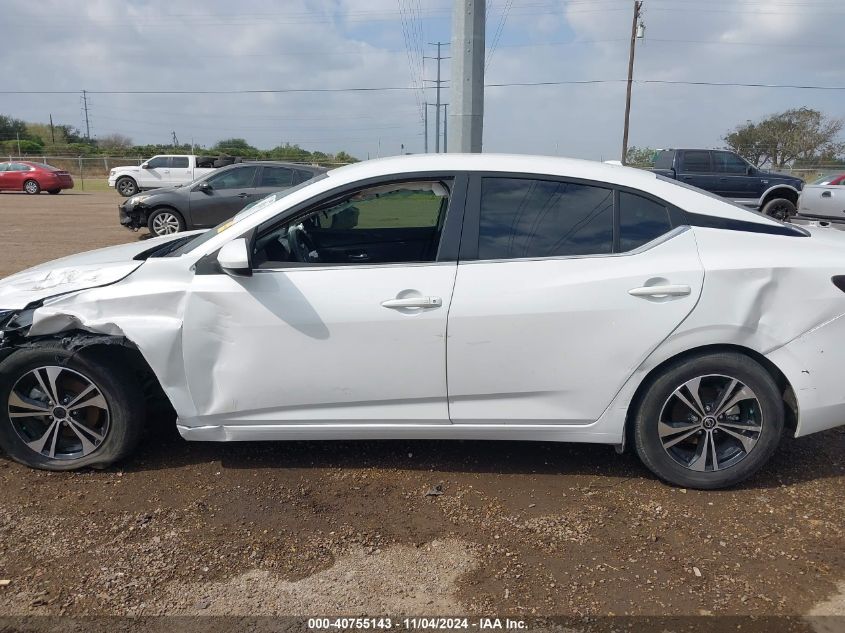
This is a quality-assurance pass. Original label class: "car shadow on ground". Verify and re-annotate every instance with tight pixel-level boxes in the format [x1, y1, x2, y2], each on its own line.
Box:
[103, 416, 845, 490]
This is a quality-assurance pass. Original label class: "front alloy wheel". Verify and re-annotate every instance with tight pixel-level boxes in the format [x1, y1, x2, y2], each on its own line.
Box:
[9, 366, 110, 460]
[149, 210, 183, 236]
[633, 352, 783, 489]
[0, 346, 145, 470]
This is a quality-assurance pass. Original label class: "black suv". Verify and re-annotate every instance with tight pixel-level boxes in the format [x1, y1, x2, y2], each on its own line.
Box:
[651, 149, 803, 220]
[119, 161, 327, 236]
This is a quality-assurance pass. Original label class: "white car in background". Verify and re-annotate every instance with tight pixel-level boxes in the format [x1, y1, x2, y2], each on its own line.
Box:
[794, 172, 845, 226]
[2, 154, 845, 489]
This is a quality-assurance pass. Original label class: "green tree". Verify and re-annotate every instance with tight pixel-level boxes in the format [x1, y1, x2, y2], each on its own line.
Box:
[724, 108, 845, 169]
[212, 138, 257, 155]
[624, 146, 657, 167]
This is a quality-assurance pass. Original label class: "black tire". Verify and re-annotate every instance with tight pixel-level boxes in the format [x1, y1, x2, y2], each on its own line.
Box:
[147, 207, 186, 237]
[633, 352, 784, 489]
[48, 189, 61, 195]
[23, 179, 40, 195]
[0, 345, 144, 471]
[116, 177, 139, 198]
[761, 197, 796, 221]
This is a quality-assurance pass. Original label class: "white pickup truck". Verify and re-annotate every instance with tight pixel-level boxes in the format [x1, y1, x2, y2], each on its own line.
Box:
[108, 155, 223, 197]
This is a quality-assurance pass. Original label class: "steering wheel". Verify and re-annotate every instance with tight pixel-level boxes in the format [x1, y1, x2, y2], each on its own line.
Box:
[287, 225, 320, 263]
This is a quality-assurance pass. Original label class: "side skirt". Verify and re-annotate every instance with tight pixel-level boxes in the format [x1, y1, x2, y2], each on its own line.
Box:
[176, 423, 621, 445]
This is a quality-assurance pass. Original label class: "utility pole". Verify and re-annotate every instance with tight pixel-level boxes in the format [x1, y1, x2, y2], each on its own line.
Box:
[16, 132, 21, 157]
[171, 130, 179, 147]
[424, 42, 449, 153]
[424, 102, 429, 153]
[49, 114, 55, 144]
[621, 0, 645, 165]
[450, 0, 485, 152]
[81, 89, 91, 141]
[443, 104, 448, 152]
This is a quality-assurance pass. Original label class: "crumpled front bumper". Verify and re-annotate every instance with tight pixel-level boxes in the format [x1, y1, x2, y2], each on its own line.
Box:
[767, 311, 845, 437]
[118, 203, 146, 231]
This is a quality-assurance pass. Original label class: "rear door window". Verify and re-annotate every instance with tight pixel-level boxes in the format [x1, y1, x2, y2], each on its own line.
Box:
[171, 156, 189, 168]
[259, 166, 295, 188]
[618, 192, 673, 251]
[680, 151, 712, 173]
[478, 178, 614, 259]
[713, 151, 748, 175]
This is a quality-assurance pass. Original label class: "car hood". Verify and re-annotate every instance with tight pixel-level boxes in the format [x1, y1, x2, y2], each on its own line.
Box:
[0, 234, 187, 310]
[760, 169, 803, 185]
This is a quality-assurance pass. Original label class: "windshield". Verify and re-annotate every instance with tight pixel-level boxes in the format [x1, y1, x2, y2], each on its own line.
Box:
[165, 173, 329, 257]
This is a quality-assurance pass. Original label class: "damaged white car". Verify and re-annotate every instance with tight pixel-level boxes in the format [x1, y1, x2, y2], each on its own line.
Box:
[2, 154, 845, 489]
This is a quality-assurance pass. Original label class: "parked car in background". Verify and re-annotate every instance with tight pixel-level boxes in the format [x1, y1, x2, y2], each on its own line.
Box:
[108, 154, 230, 197]
[0, 161, 74, 194]
[651, 149, 803, 220]
[4, 154, 845, 490]
[119, 161, 327, 236]
[794, 173, 845, 226]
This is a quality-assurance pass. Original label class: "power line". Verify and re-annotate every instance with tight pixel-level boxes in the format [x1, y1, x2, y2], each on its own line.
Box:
[4, 79, 845, 97]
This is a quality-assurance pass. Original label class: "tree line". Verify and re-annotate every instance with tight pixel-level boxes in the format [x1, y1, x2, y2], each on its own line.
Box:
[0, 115, 358, 165]
[625, 107, 844, 171]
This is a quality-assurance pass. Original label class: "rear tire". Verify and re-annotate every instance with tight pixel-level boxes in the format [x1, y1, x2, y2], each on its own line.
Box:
[761, 198, 796, 221]
[23, 179, 40, 194]
[147, 207, 185, 236]
[0, 345, 144, 471]
[116, 177, 138, 198]
[48, 189, 61, 195]
[633, 352, 783, 489]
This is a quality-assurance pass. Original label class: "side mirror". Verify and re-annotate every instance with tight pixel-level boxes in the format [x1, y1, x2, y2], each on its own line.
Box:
[140, 163, 150, 169]
[217, 238, 252, 277]
[198, 181, 212, 193]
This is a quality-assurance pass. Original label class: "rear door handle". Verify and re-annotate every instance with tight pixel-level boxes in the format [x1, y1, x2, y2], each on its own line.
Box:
[629, 284, 691, 298]
[381, 296, 442, 309]
[822, 191, 833, 198]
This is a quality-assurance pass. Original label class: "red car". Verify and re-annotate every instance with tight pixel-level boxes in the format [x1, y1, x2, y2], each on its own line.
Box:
[0, 161, 74, 194]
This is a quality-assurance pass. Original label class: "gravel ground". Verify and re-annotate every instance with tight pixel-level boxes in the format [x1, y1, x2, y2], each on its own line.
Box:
[0, 190, 843, 629]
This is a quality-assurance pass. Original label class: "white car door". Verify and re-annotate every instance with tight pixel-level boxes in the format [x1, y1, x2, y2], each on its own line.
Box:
[179, 175, 466, 427]
[447, 176, 704, 425]
[138, 156, 171, 189]
[168, 156, 193, 186]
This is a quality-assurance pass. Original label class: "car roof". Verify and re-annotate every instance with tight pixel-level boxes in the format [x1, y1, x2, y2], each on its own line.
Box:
[240, 161, 327, 171]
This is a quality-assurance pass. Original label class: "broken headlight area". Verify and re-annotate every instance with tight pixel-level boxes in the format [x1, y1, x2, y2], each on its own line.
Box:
[0, 308, 36, 343]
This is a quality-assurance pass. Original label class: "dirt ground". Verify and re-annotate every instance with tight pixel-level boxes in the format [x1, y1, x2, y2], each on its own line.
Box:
[0, 190, 843, 631]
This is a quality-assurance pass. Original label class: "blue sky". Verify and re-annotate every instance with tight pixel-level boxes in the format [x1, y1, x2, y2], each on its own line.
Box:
[1, 0, 843, 160]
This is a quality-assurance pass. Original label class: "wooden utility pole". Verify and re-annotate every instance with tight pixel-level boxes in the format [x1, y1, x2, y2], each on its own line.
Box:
[621, 0, 643, 165]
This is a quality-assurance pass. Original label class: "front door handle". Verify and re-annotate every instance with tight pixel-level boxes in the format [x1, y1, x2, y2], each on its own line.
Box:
[381, 296, 442, 309]
[237, 192, 249, 198]
[629, 284, 691, 298]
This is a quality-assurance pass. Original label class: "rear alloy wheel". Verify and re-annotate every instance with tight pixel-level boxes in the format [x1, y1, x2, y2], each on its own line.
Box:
[633, 352, 784, 489]
[148, 208, 185, 236]
[23, 179, 40, 195]
[761, 198, 796, 221]
[116, 177, 138, 197]
[0, 346, 144, 470]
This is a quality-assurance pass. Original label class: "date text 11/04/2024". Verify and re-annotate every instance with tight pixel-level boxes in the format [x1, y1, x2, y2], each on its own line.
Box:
[307, 618, 528, 630]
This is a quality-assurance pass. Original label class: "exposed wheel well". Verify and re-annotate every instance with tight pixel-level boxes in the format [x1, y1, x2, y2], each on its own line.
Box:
[624, 343, 797, 447]
[6, 333, 175, 422]
[761, 188, 799, 208]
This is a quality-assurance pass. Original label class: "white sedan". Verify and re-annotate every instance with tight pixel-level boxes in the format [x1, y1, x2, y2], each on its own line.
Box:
[1, 154, 844, 489]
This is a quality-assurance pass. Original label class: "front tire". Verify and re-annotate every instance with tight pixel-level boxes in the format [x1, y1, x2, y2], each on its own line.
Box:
[148, 208, 185, 236]
[761, 198, 796, 221]
[0, 346, 144, 471]
[633, 352, 783, 489]
[23, 179, 40, 194]
[116, 177, 138, 197]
